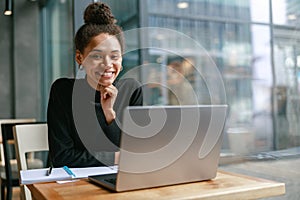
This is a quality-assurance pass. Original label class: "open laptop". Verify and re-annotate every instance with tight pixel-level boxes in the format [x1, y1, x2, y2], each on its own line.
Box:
[89, 105, 228, 192]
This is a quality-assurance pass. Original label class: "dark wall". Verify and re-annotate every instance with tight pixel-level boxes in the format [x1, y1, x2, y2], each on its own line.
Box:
[0, 0, 13, 118]
[0, 0, 41, 120]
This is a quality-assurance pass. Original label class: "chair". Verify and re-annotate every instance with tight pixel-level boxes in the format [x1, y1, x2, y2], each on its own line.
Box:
[0, 119, 35, 200]
[13, 123, 48, 200]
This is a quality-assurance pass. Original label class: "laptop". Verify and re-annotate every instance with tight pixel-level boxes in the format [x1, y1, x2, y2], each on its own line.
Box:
[89, 105, 228, 192]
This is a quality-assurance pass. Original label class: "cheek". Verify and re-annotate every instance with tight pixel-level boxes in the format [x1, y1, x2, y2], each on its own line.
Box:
[114, 60, 122, 70]
[82, 58, 96, 68]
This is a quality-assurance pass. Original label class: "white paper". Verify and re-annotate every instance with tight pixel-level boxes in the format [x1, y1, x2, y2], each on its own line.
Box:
[20, 168, 72, 184]
[71, 166, 117, 178]
[20, 166, 118, 184]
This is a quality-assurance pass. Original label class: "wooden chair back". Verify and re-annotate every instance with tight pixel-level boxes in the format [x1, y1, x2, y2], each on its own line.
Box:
[13, 123, 48, 200]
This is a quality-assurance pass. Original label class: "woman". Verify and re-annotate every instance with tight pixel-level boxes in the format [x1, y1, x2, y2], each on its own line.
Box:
[47, 2, 143, 168]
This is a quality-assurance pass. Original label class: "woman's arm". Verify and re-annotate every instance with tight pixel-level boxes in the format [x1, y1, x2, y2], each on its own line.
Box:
[47, 79, 113, 167]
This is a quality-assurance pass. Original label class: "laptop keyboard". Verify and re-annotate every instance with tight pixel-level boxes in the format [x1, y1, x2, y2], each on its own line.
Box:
[104, 178, 117, 185]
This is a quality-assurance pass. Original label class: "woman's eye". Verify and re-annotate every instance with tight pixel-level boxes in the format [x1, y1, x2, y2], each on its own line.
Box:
[111, 55, 120, 60]
[89, 54, 102, 60]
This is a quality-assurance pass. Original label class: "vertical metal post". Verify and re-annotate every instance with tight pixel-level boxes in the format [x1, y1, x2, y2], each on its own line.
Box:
[269, 0, 277, 150]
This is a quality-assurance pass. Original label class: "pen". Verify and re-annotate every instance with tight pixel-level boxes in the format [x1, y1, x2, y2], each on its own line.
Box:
[63, 166, 76, 177]
[46, 166, 52, 176]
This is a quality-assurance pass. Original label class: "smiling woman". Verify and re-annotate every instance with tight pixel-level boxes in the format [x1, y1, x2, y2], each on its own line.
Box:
[81, 34, 123, 89]
[47, 2, 143, 168]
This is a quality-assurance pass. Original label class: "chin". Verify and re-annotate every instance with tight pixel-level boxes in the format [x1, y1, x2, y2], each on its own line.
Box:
[99, 79, 115, 86]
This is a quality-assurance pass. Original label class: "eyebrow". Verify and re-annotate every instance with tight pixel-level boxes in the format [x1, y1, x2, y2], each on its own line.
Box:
[91, 49, 121, 53]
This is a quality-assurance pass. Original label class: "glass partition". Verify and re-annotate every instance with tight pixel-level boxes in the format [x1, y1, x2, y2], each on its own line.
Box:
[40, 0, 74, 119]
[143, 0, 273, 154]
[273, 28, 300, 149]
[42, 0, 300, 155]
[272, 0, 300, 26]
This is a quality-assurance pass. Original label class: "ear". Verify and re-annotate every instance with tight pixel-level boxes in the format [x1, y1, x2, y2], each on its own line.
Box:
[75, 50, 83, 65]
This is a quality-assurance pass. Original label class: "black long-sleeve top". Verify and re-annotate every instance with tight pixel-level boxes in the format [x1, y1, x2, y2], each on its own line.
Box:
[47, 77, 143, 167]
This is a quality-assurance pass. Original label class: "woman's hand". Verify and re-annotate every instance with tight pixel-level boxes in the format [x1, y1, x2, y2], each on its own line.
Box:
[99, 84, 118, 124]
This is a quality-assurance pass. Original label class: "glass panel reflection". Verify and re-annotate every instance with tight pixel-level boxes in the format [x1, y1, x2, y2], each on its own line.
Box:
[72, 0, 300, 155]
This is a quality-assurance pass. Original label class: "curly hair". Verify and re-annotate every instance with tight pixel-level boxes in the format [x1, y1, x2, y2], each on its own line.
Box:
[74, 2, 124, 54]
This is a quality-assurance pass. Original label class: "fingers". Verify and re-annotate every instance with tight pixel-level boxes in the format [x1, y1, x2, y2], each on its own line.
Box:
[99, 84, 118, 100]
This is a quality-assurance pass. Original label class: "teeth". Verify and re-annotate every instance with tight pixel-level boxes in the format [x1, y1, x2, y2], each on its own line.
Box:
[98, 72, 114, 76]
[95, 71, 115, 76]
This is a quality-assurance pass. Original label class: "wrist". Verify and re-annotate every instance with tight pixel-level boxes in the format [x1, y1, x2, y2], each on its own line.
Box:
[103, 109, 116, 124]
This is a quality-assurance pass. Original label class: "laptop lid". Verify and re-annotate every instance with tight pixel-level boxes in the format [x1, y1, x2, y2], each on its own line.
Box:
[89, 105, 227, 192]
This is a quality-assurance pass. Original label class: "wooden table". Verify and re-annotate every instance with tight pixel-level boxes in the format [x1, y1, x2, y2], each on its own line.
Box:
[27, 170, 285, 200]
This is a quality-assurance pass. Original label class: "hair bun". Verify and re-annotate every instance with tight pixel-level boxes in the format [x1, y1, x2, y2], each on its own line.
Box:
[84, 2, 115, 25]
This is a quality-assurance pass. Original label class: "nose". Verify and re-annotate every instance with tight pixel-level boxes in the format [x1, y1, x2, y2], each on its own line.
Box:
[102, 56, 113, 68]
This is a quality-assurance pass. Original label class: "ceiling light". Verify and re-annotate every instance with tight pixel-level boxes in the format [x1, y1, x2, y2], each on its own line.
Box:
[4, 0, 12, 16]
[4, 10, 12, 15]
[177, 2, 189, 9]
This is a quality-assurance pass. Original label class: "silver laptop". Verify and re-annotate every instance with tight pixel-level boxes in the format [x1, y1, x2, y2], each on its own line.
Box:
[89, 105, 228, 192]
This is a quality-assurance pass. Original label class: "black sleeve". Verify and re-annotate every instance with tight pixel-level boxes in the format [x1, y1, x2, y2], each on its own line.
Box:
[47, 79, 113, 168]
[95, 105, 121, 147]
[97, 80, 143, 146]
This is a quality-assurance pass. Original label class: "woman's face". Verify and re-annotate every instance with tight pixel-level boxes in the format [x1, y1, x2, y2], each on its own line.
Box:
[77, 33, 122, 89]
